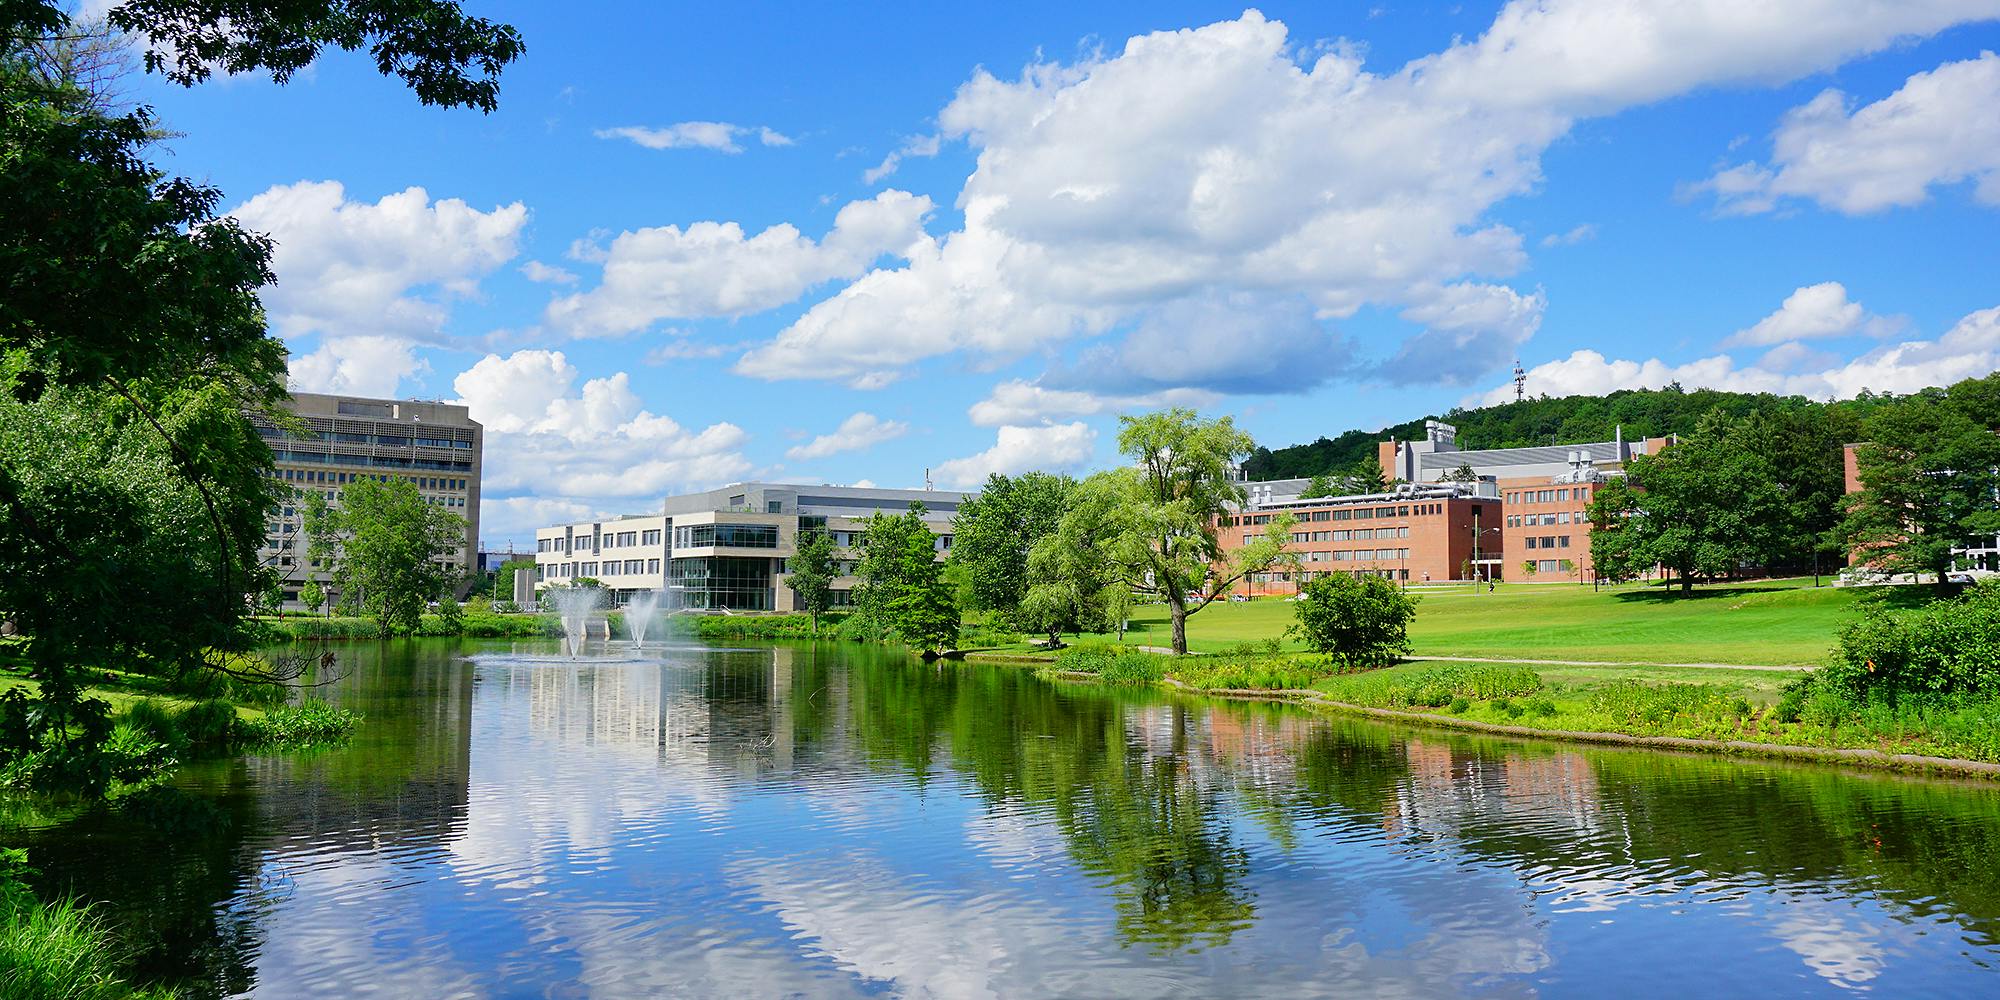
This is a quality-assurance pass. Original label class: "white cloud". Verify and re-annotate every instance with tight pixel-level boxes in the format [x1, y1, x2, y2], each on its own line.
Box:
[230, 181, 527, 344]
[1723, 281, 1897, 346]
[479, 496, 607, 543]
[595, 121, 794, 154]
[785, 412, 910, 460]
[863, 133, 942, 183]
[968, 380, 1219, 427]
[1697, 51, 2000, 215]
[740, 4, 1986, 389]
[1479, 303, 2000, 405]
[519, 260, 578, 285]
[548, 190, 933, 338]
[451, 351, 753, 535]
[1539, 224, 1596, 247]
[932, 423, 1095, 488]
[1084, 292, 1361, 393]
[286, 334, 427, 397]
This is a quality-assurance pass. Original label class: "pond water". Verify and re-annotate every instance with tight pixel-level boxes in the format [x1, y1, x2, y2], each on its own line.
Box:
[11, 638, 2000, 997]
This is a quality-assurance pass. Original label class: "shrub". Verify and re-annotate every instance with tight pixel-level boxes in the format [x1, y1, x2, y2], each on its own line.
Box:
[1524, 696, 1558, 718]
[1288, 574, 1419, 668]
[1823, 582, 2000, 698]
[174, 699, 239, 753]
[1318, 663, 1542, 709]
[1447, 697, 1471, 714]
[1588, 681, 1737, 734]
[120, 700, 184, 753]
[241, 701, 360, 749]
[1054, 646, 1166, 685]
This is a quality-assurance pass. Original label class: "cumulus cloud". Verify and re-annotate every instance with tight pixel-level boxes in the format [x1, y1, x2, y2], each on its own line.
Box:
[451, 351, 752, 538]
[967, 380, 1219, 427]
[785, 412, 910, 460]
[932, 423, 1095, 488]
[547, 190, 933, 338]
[286, 334, 427, 397]
[230, 181, 527, 344]
[1696, 51, 2000, 215]
[1478, 303, 2000, 405]
[1070, 292, 1361, 394]
[1724, 282, 1896, 347]
[739, 3, 1983, 391]
[596, 121, 794, 153]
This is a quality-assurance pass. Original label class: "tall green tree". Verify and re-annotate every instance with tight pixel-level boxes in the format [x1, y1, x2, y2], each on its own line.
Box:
[787, 526, 836, 636]
[1587, 410, 1787, 592]
[1058, 410, 1295, 655]
[322, 479, 465, 635]
[854, 503, 959, 654]
[948, 471, 1074, 626]
[1841, 375, 2000, 594]
[1299, 474, 1338, 499]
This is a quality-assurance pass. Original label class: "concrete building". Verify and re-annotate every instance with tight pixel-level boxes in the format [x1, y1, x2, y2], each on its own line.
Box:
[253, 392, 482, 606]
[534, 482, 969, 612]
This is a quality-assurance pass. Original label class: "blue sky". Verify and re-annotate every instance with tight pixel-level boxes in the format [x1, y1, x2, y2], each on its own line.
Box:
[117, 2, 2000, 543]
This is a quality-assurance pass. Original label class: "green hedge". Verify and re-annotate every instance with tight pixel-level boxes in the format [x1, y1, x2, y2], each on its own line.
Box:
[265, 613, 560, 640]
[1824, 582, 2000, 698]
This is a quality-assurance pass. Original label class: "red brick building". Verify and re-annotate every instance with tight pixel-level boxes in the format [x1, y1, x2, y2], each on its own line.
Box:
[1219, 485, 1503, 596]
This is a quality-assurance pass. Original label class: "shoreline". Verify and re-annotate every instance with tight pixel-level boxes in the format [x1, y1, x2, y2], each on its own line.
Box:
[970, 652, 2000, 781]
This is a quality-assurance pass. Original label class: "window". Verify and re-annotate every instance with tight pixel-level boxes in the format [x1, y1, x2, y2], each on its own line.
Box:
[626, 559, 644, 574]
[647, 558, 661, 573]
[674, 523, 780, 548]
[767, 500, 783, 513]
[642, 529, 662, 546]
[1540, 559, 1561, 573]
[1557, 512, 1570, 525]
[1559, 535, 1571, 548]
[618, 531, 638, 546]
[1525, 537, 1538, 550]
[1557, 489, 1569, 501]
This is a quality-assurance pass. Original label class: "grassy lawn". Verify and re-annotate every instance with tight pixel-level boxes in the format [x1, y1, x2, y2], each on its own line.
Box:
[1026, 578, 1907, 666]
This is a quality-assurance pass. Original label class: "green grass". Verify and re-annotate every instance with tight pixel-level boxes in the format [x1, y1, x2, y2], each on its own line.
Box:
[1002, 578, 1899, 666]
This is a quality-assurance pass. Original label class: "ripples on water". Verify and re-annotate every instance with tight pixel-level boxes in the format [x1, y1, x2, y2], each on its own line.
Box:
[13, 639, 2000, 997]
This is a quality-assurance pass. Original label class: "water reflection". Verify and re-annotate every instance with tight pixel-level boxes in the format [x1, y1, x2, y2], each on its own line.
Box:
[9, 639, 2000, 997]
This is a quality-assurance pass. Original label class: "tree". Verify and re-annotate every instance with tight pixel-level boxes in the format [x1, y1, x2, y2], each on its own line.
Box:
[854, 503, 958, 654]
[1019, 527, 1116, 649]
[1348, 456, 1389, 493]
[1442, 463, 1478, 484]
[300, 578, 326, 616]
[322, 478, 464, 635]
[1520, 560, 1538, 578]
[1842, 375, 2000, 594]
[1288, 574, 1419, 668]
[1056, 410, 1295, 655]
[948, 471, 1074, 626]
[1300, 474, 1339, 499]
[491, 557, 536, 601]
[788, 526, 836, 636]
[1586, 410, 1787, 592]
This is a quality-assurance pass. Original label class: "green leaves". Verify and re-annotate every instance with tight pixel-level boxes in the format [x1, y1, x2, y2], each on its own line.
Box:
[1287, 573, 1419, 668]
[324, 477, 466, 635]
[1841, 374, 2000, 589]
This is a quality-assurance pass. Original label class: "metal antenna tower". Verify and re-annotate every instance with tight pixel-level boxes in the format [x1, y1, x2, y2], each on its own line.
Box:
[1512, 359, 1526, 402]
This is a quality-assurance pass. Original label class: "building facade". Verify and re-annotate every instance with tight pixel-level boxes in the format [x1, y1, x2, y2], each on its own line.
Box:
[253, 392, 483, 606]
[1221, 483, 1504, 597]
[1842, 443, 2000, 577]
[1379, 421, 1669, 583]
[534, 483, 968, 611]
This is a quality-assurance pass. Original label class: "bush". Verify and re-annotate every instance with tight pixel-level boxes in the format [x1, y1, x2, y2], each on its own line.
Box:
[1318, 663, 1543, 709]
[1446, 697, 1471, 714]
[1524, 696, 1558, 718]
[1288, 574, 1419, 668]
[1054, 646, 1166, 685]
[1823, 582, 2000, 698]
[174, 699, 239, 753]
[120, 700, 183, 753]
[1588, 681, 1736, 733]
[241, 701, 360, 749]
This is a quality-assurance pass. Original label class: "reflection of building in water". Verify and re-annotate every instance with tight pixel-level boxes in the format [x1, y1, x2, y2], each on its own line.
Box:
[513, 647, 810, 778]
[243, 650, 475, 854]
[1379, 739, 1604, 843]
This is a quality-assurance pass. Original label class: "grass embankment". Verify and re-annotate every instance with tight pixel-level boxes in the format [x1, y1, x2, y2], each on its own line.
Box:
[973, 578, 1894, 666]
[1, 852, 176, 1000]
[1043, 647, 2000, 773]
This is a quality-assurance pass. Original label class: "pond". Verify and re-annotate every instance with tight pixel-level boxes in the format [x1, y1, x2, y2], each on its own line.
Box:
[11, 638, 2000, 997]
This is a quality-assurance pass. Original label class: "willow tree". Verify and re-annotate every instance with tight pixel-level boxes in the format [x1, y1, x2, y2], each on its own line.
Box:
[1057, 410, 1294, 655]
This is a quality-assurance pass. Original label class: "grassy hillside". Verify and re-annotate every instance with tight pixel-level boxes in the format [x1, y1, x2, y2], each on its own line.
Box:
[1073, 578, 1908, 666]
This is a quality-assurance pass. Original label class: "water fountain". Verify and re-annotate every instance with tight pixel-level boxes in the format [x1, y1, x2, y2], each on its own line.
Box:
[550, 587, 601, 658]
[625, 590, 664, 646]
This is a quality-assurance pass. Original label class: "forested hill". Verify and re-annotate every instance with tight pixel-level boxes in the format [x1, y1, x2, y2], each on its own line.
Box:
[1241, 386, 1890, 481]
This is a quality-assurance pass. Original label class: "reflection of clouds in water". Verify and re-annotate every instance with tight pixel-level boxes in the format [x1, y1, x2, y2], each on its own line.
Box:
[235, 852, 488, 996]
[963, 804, 1070, 875]
[1772, 898, 1888, 988]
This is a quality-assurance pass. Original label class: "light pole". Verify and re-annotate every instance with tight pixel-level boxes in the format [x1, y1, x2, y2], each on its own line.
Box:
[1471, 515, 1503, 594]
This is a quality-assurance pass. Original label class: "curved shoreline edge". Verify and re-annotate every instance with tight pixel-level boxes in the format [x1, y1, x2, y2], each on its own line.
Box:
[996, 660, 2000, 781]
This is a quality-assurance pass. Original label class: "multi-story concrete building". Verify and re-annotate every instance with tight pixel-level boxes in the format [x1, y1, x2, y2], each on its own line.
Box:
[534, 482, 969, 611]
[253, 392, 483, 606]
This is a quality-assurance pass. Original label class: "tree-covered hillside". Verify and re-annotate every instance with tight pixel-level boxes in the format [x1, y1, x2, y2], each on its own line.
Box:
[1243, 385, 1902, 481]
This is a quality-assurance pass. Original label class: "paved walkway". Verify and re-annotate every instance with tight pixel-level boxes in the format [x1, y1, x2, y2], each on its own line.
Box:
[1130, 647, 1813, 673]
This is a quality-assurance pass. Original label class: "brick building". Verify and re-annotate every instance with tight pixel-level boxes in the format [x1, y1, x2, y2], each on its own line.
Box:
[1220, 483, 1503, 596]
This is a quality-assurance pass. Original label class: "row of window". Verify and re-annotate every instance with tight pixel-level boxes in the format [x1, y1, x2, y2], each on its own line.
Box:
[675, 523, 781, 549]
[272, 449, 473, 472]
[1521, 535, 1573, 549]
[275, 469, 467, 491]
[258, 425, 473, 449]
[1291, 527, 1411, 543]
[1300, 548, 1412, 562]
[1508, 487, 1592, 505]
[1229, 502, 1445, 528]
[1507, 511, 1584, 527]
[1252, 568, 1412, 584]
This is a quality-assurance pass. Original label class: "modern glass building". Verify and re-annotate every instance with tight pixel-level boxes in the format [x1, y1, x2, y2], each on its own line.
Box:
[534, 482, 968, 611]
